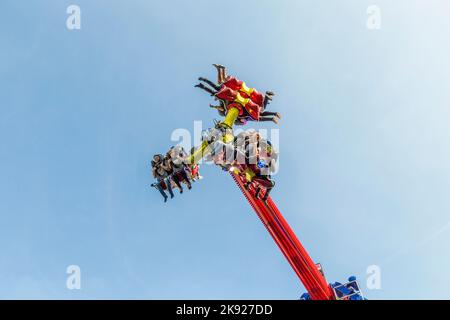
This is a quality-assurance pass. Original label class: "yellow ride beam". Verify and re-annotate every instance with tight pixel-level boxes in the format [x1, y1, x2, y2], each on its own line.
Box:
[188, 139, 211, 165]
[220, 107, 239, 130]
[187, 107, 240, 165]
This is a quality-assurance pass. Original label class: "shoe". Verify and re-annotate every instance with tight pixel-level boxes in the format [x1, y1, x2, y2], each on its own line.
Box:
[179, 188, 183, 194]
[272, 117, 278, 124]
[213, 63, 225, 69]
[266, 91, 275, 96]
[164, 196, 168, 203]
[275, 112, 281, 119]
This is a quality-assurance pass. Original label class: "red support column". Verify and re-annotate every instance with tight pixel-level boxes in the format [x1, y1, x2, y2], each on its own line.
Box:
[231, 173, 334, 300]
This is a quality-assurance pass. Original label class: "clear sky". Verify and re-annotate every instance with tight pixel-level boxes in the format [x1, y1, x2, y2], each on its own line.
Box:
[1, 0, 450, 299]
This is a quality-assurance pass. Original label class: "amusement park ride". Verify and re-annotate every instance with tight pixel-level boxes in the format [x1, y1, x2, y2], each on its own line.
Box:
[152, 65, 365, 300]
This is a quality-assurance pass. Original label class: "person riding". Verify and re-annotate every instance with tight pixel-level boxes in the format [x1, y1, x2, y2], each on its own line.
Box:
[166, 146, 192, 193]
[188, 163, 202, 181]
[151, 154, 174, 202]
[235, 131, 277, 201]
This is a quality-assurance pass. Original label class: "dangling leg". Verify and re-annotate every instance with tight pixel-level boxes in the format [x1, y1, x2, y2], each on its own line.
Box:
[154, 181, 168, 202]
[199, 77, 221, 91]
[164, 177, 174, 198]
[179, 169, 192, 189]
[210, 104, 226, 117]
[172, 174, 184, 193]
[220, 67, 227, 83]
[261, 111, 281, 119]
[195, 83, 216, 96]
[210, 104, 223, 111]
[213, 64, 227, 84]
[259, 116, 278, 124]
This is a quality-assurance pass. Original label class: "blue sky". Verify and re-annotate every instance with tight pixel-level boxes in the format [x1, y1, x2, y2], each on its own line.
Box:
[1, 0, 450, 299]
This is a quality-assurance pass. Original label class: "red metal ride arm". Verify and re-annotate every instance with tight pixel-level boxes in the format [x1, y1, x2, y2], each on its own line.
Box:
[230, 172, 335, 300]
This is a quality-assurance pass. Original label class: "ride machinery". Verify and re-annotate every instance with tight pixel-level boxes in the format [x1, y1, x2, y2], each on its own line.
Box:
[164, 68, 364, 300]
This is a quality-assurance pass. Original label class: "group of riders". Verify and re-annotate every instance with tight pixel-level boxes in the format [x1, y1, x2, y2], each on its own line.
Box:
[195, 64, 281, 125]
[151, 146, 201, 202]
[205, 130, 278, 201]
[151, 65, 279, 202]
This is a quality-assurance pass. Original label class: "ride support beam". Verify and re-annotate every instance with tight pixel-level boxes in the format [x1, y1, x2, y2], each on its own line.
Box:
[230, 172, 335, 300]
